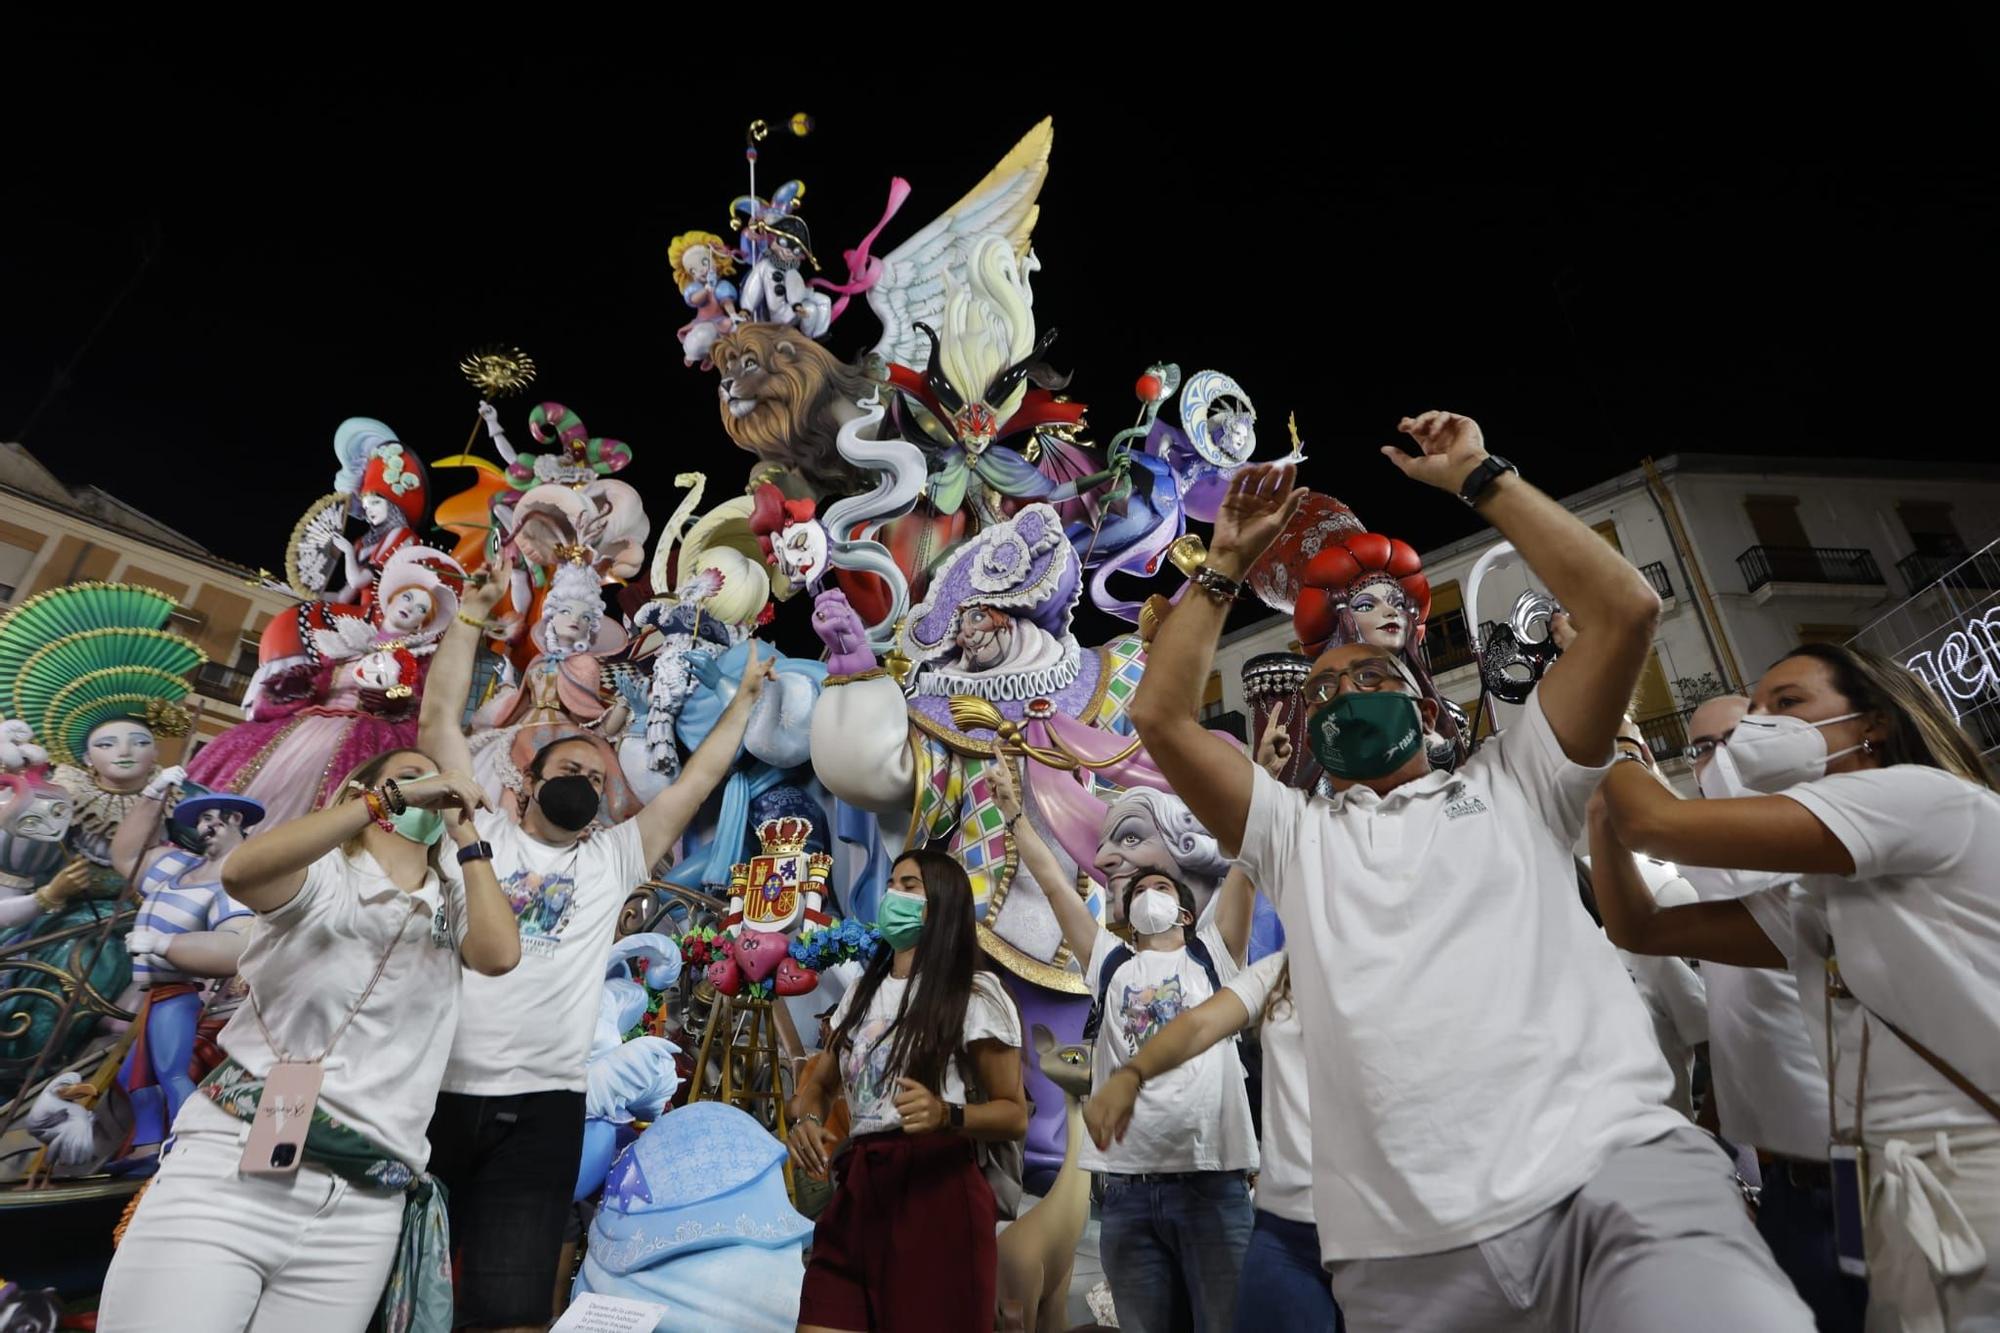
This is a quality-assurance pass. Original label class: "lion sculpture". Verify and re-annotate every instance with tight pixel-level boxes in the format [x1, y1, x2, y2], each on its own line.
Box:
[711, 324, 878, 498]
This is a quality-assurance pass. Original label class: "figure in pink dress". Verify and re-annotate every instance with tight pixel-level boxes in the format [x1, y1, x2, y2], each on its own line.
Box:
[185, 547, 464, 825]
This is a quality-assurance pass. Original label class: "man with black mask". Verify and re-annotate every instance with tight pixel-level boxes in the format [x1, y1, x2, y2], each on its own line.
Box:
[417, 574, 771, 1332]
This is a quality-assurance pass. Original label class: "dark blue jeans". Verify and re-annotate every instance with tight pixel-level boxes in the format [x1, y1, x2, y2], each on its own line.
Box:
[1758, 1161, 1869, 1333]
[1234, 1209, 1342, 1333]
[1100, 1170, 1255, 1333]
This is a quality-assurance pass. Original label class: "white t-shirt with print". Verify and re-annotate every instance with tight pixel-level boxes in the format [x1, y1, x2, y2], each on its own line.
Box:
[1078, 920, 1258, 1176]
[442, 813, 647, 1096]
[831, 969, 1022, 1135]
[216, 846, 468, 1170]
[1226, 950, 1311, 1223]
[1238, 689, 1684, 1262]
[1742, 765, 2000, 1137]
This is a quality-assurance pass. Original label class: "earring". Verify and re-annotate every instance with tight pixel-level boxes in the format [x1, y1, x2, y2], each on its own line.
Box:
[1861, 738, 1878, 755]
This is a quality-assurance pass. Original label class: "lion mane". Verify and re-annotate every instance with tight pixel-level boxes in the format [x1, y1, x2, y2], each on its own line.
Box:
[712, 325, 878, 496]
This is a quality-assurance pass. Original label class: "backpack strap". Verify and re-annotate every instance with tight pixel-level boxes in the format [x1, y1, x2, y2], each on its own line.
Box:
[1185, 936, 1224, 998]
[1082, 943, 1134, 1044]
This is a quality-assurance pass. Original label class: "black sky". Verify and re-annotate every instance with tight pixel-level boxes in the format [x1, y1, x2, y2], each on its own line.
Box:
[7, 27, 1997, 652]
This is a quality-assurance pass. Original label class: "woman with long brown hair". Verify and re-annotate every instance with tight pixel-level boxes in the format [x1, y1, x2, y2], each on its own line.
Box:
[1596, 642, 2000, 1330]
[789, 848, 1029, 1333]
[100, 748, 520, 1333]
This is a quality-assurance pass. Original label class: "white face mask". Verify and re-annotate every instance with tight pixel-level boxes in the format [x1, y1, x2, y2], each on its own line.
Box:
[1127, 887, 1183, 937]
[1696, 749, 1747, 800]
[1722, 711, 1862, 793]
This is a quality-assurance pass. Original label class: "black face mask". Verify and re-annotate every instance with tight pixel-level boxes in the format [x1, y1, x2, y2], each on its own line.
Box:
[535, 774, 601, 832]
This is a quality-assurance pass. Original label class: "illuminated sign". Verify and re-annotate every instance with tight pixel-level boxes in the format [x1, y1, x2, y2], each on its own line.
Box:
[1905, 605, 2000, 718]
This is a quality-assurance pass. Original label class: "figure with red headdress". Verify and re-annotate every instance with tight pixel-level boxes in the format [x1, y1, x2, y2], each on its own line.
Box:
[316, 418, 429, 615]
[185, 544, 466, 825]
[1292, 532, 1466, 774]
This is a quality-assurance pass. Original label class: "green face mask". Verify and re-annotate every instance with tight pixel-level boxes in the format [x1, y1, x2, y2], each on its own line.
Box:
[387, 771, 446, 846]
[1308, 691, 1426, 780]
[391, 805, 446, 847]
[876, 890, 927, 952]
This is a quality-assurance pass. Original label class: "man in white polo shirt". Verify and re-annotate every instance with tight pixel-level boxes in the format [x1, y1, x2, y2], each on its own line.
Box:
[1129, 413, 1811, 1331]
[1679, 692, 1866, 1331]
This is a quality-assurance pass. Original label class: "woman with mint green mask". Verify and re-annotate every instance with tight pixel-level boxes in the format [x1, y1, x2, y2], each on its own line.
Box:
[101, 748, 522, 1333]
[789, 848, 1030, 1333]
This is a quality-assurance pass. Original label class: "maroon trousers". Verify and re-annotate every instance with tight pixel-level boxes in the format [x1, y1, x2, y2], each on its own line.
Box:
[798, 1131, 999, 1332]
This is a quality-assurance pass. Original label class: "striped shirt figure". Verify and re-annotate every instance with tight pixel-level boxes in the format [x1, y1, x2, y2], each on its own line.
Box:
[132, 849, 253, 986]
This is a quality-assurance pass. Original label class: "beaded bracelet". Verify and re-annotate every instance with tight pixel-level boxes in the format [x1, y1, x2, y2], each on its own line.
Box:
[455, 611, 487, 631]
[362, 789, 396, 832]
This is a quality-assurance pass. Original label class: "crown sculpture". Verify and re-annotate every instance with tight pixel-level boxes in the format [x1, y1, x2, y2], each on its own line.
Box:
[708, 816, 834, 999]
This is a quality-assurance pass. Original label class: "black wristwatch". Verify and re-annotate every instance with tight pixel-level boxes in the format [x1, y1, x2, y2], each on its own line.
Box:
[456, 841, 494, 866]
[1458, 454, 1518, 508]
[947, 1102, 966, 1132]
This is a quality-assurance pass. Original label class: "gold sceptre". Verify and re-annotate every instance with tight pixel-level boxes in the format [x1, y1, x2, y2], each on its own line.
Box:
[435, 345, 539, 469]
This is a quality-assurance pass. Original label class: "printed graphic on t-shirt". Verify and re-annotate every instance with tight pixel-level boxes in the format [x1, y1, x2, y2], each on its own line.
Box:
[1119, 975, 1186, 1048]
[844, 1016, 898, 1128]
[498, 866, 579, 958]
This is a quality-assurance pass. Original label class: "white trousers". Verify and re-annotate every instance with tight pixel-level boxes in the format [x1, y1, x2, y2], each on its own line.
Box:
[1865, 1126, 2000, 1333]
[98, 1096, 403, 1333]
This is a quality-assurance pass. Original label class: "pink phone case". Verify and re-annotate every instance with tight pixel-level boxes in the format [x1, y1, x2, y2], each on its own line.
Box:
[240, 1062, 323, 1177]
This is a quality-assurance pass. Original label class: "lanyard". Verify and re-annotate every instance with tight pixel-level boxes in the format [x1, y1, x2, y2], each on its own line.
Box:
[249, 899, 415, 1065]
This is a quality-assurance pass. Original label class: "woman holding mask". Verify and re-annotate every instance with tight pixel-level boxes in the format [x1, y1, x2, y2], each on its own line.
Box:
[1595, 643, 2000, 1330]
[100, 749, 521, 1333]
[789, 849, 1028, 1333]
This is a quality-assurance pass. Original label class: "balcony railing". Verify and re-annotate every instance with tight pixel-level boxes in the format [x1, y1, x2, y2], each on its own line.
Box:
[1897, 548, 2000, 596]
[1634, 705, 1696, 764]
[193, 661, 254, 705]
[1736, 545, 1884, 593]
[1640, 561, 1673, 601]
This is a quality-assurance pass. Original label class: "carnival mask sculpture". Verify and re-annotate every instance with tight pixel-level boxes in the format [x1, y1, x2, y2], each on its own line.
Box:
[1093, 788, 1229, 925]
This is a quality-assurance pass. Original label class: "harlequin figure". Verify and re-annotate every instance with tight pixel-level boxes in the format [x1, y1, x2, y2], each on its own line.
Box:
[808, 504, 1154, 1176]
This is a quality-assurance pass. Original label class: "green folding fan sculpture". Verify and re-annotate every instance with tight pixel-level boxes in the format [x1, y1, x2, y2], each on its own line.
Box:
[0, 581, 205, 767]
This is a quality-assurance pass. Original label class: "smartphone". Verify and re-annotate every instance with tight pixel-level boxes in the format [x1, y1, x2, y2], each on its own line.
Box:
[1829, 1143, 1869, 1277]
[240, 1062, 323, 1178]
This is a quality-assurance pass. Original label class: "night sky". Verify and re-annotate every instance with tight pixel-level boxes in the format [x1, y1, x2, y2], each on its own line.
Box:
[8, 27, 1996, 653]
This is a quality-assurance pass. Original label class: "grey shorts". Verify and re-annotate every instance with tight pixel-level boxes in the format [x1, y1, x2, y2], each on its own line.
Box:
[1328, 1128, 1815, 1333]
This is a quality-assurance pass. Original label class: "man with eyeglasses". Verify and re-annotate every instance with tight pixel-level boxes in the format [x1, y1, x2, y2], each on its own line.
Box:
[1677, 694, 1868, 1331]
[1130, 412, 1811, 1331]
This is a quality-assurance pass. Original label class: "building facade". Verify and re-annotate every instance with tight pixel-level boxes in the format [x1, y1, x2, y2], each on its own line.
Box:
[0, 442, 300, 752]
[1214, 453, 2000, 778]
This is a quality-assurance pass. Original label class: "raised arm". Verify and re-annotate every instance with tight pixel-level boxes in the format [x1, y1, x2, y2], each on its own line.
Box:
[1599, 759, 1855, 876]
[445, 786, 522, 977]
[1215, 711, 1292, 965]
[1081, 985, 1252, 1149]
[987, 756, 1099, 971]
[108, 766, 185, 885]
[1382, 412, 1659, 766]
[1586, 786, 1784, 967]
[221, 797, 375, 915]
[417, 574, 505, 777]
[1129, 465, 1304, 857]
[635, 642, 772, 868]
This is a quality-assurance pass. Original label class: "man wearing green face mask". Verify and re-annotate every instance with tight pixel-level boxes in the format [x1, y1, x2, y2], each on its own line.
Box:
[1128, 413, 1813, 1332]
